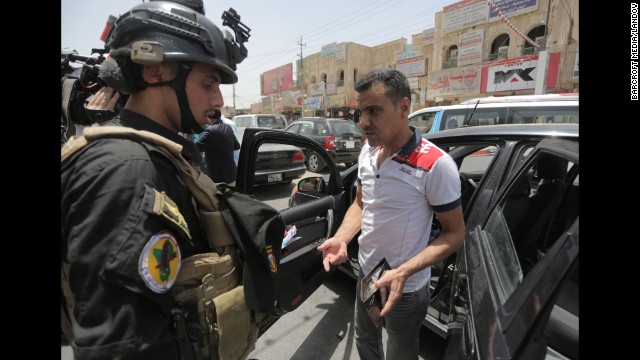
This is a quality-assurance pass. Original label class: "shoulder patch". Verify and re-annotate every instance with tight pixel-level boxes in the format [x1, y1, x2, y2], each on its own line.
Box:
[139, 231, 182, 293]
[153, 190, 191, 239]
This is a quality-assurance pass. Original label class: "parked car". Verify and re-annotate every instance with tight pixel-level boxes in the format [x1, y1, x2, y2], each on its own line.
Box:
[408, 93, 579, 134]
[234, 126, 306, 186]
[232, 114, 287, 129]
[284, 123, 579, 359]
[285, 117, 365, 172]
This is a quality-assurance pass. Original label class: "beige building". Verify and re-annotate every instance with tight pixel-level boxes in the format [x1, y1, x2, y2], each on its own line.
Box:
[255, 0, 579, 116]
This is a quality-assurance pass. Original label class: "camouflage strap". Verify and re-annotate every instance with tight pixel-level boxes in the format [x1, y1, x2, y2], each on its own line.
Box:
[62, 126, 235, 249]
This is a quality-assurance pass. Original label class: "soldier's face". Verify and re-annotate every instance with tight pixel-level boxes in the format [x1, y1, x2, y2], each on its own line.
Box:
[186, 63, 224, 128]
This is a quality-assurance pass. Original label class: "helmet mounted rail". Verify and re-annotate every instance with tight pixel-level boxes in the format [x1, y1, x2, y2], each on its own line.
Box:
[106, 1, 251, 84]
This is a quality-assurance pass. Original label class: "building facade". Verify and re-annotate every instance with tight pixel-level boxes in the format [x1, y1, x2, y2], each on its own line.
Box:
[253, 0, 579, 116]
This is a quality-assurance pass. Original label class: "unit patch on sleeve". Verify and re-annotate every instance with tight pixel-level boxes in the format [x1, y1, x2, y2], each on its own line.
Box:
[139, 230, 182, 293]
[152, 189, 191, 239]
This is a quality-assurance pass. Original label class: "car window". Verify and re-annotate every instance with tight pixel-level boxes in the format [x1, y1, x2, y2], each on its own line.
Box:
[274, 118, 287, 129]
[300, 124, 313, 135]
[235, 116, 251, 127]
[257, 116, 281, 129]
[442, 114, 466, 130]
[484, 206, 523, 296]
[459, 145, 497, 173]
[314, 123, 328, 135]
[408, 111, 437, 133]
[466, 111, 501, 127]
[482, 151, 579, 302]
[332, 121, 361, 135]
[509, 106, 579, 124]
[286, 124, 300, 134]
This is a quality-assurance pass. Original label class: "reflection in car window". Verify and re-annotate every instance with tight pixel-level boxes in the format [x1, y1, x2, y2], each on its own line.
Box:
[408, 112, 436, 133]
[509, 107, 579, 124]
[467, 111, 500, 127]
[484, 207, 523, 298]
[483, 150, 579, 301]
[459, 145, 497, 173]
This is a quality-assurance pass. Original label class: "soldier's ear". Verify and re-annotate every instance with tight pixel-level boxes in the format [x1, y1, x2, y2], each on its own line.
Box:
[141, 64, 164, 83]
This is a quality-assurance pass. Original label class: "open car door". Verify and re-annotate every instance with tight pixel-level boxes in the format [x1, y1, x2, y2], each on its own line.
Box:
[235, 128, 348, 335]
[444, 138, 579, 359]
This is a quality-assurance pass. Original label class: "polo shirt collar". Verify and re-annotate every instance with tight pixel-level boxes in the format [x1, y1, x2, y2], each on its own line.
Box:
[398, 126, 422, 156]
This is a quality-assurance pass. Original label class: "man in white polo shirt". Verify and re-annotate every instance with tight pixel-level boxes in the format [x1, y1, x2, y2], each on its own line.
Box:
[317, 68, 465, 359]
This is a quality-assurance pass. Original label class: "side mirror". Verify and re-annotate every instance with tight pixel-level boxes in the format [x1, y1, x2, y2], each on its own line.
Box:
[288, 176, 327, 208]
[297, 177, 325, 193]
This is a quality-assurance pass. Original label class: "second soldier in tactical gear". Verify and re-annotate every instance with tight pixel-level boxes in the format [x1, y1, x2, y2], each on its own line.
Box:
[61, 1, 251, 358]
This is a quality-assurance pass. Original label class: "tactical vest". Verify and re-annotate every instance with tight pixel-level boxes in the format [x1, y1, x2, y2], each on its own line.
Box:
[61, 126, 261, 360]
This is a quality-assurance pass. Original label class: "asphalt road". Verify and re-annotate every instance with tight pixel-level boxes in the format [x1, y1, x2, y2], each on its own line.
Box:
[61, 270, 445, 360]
[247, 270, 446, 360]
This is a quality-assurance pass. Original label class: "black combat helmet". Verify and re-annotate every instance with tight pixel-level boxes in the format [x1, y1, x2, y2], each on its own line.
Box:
[106, 1, 241, 84]
[104, 0, 250, 133]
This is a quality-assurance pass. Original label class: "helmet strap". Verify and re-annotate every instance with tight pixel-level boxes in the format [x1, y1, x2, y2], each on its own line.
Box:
[155, 63, 203, 134]
[137, 63, 203, 134]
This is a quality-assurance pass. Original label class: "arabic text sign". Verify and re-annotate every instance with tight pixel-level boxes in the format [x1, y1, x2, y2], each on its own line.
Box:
[428, 66, 481, 97]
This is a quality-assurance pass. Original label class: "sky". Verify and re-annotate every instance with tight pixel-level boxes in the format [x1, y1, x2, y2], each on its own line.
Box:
[61, 0, 456, 109]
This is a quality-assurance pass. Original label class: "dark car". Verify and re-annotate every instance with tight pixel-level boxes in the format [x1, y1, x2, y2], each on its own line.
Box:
[285, 117, 365, 172]
[284, 123, 579, 359]
[236, 127, 306, 185]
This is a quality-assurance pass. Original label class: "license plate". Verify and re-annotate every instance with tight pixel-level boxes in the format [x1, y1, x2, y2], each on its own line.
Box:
[345, 140, 355, 149]
[267, 173, 283, 182]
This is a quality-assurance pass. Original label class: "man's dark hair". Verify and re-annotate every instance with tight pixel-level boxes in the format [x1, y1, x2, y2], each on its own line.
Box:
[354, 68, 411, 104]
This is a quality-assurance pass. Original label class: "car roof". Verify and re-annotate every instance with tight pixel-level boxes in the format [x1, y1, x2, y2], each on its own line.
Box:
[459, 93, 579, 104]
[408, 94, 579, 117]
[233, 114, 280, 118]
[294, 117, 354, 122]
[421, 123, 579, 140]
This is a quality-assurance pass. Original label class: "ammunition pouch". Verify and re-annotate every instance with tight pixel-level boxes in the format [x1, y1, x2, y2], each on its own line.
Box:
[171, 248, 260, 360]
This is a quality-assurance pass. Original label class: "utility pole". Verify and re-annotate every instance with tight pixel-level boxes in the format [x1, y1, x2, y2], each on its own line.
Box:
[298, 36, 306, 118]
[232, 83, 236, 114]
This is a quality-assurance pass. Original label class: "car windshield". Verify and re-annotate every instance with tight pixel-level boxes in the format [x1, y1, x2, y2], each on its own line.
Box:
[331, 121, 361, 135]
[257, 116, 286, 129]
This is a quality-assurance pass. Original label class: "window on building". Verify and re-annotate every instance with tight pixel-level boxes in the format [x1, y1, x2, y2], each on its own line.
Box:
[522, 25, 546, 56]
[353, 68, 358, 84]
[444, 45, 458, 69]
[337, 70, 345, 87]
[489, 34, 510, 61]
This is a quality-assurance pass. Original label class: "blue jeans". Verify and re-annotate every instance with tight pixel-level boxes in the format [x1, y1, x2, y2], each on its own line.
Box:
[354, 270, 430, 360]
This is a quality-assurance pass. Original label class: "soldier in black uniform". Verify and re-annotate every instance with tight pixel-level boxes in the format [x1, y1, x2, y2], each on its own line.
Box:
[61, 1, 250, 358]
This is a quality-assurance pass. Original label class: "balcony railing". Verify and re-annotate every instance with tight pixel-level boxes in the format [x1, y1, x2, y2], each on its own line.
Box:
[443, 59, 458, 69]
[521, 43, 546, 56]
[488, 52, 509, 61]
